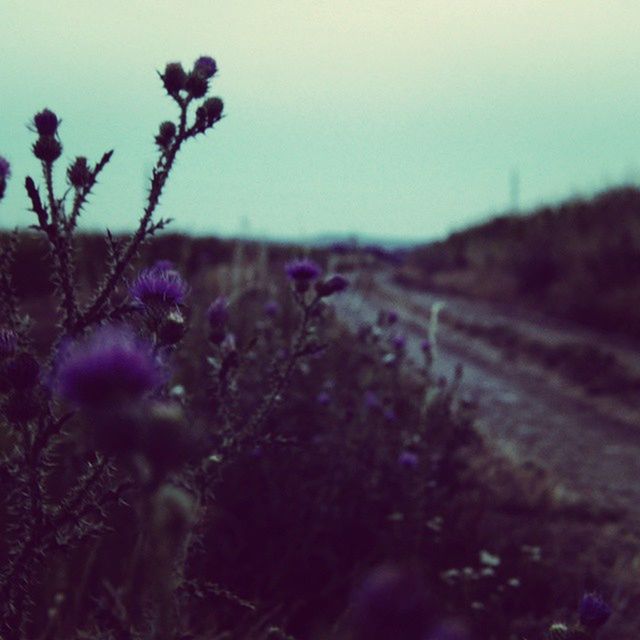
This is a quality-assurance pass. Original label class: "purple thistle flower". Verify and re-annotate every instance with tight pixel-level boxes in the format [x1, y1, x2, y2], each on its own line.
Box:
[350, 565, 430, 640]
[285, 258, 322, 282]
[0, 328, 17, 359]
[55, 325, 163, 408]
[363, 390, 381, 410]
[0, 156, 10, 180]
[398, 450, 419, 469]
[391, 334, 406, 352]
[206, 296, 229, 328]
[420, 339, 431, 353]
[579, 592, 612, 630]
[130, 265, 188, 308]
[152, 259, 176, 271]
[263, 299, 280, 317]
[194, 55, 218, 78]
[387, 310, 399, 324]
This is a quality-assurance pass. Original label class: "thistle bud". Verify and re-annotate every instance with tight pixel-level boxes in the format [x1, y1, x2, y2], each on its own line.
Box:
[202, 97, 224, 123]
[162, 62, 187, 94]
[193, 56, 217, 79]
[579, 592, 612, 630]
[207, 296, 229, 345]
[33, 109, 60, 136]
[33, 136, 62, 163]
[314, 274, 349, 297]
[155, 121, 176, 149]
[157, 309, 186, 346]
[185, 72, 208, 98]
[67, 156, 91, 188]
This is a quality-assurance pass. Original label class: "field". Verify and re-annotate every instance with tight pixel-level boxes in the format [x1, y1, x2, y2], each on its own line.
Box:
[0, 58, 636, 640]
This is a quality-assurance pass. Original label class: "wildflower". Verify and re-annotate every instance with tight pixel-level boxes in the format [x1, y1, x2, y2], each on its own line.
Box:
[398, 451, 419, 469]
[420, 339, 431, 353]
[162, 62, 187, 94]
[391, 334, 406, 352]
[194, 55, 218, 78]
[33, 136, 62, 163]
[185, 72, 208, 98]
[33, 108, 60, 136]
[0, 329, 17, 359]
[206, 296, 229, 344]
[579, 592, 612, 630]
[55, 325, 162, 409]
[350, 565, 430, 640]
[315, 274, 349, 297]
[153, 259, 175, 271]
[285, 258, 322, 293]
[201, 96, 224, 125]
[387, 310, 398, 324]
[363, 390, 381, 410]
[155, 121, 176, 148]
[263, 299, 280, 317]
[67, 156, 91, 188]
[130, 265, 188, 309]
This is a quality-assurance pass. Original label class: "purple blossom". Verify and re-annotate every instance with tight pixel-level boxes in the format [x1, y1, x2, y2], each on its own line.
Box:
[206, 296, 229, 328]
[398, 451, 419, 469]
[152, 259, 175, 271]
[579, 592, 612, 629]
[316, 391, 331, 406]
[0, 156, 10, 180]
[363, 390, 381, 410]
[387, 311, 398, 324]
[284, 258, 322, 282]
[420, 339, 431, 353]
[263, 299, 280, 317]
[350, 565, 430, 640]
[383, 407, 397, 423]
[194, 56, 218, 78]
[130, 265, 188, 308]
[55, 325, 163, 408]
[391, 334, 406, 352]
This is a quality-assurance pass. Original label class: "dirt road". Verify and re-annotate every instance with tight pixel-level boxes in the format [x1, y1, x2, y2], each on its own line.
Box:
[334, 271, 640, 520]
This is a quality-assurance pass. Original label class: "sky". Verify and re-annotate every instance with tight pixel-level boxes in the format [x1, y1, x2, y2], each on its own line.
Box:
[2, 0, 640, 241]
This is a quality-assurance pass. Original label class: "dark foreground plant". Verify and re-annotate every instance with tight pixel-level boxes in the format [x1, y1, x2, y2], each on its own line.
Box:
[0, 58, 620, 640]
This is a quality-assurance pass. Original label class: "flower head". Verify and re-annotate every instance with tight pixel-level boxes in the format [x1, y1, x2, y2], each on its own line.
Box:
[285, 258, 322, 282]
[579, 592, 612, 630]
[350, 565, 430, 640]
[194, 56, 218, 79]
[315, 274, 349, 297]
[55, 325, 163, 409]
[33, 109, 60, 136]
[285, 258, 322, 293]
[263, 299, 280, 317]
[130, 265, 188, 309]
[398, 450, 419, 469]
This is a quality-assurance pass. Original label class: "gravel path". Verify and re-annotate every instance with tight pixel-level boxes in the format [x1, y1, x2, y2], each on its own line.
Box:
[334, 271, 640, 520]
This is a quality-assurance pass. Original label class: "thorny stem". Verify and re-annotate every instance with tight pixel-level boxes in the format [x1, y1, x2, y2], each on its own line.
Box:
[75, 99, 194, 335]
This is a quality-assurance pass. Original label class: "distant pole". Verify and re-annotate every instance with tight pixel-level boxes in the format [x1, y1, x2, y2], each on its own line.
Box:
[510, 168, 520, 212]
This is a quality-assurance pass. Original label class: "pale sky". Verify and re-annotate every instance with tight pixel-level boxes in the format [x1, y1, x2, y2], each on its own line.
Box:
[2, 0, 640, 241]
